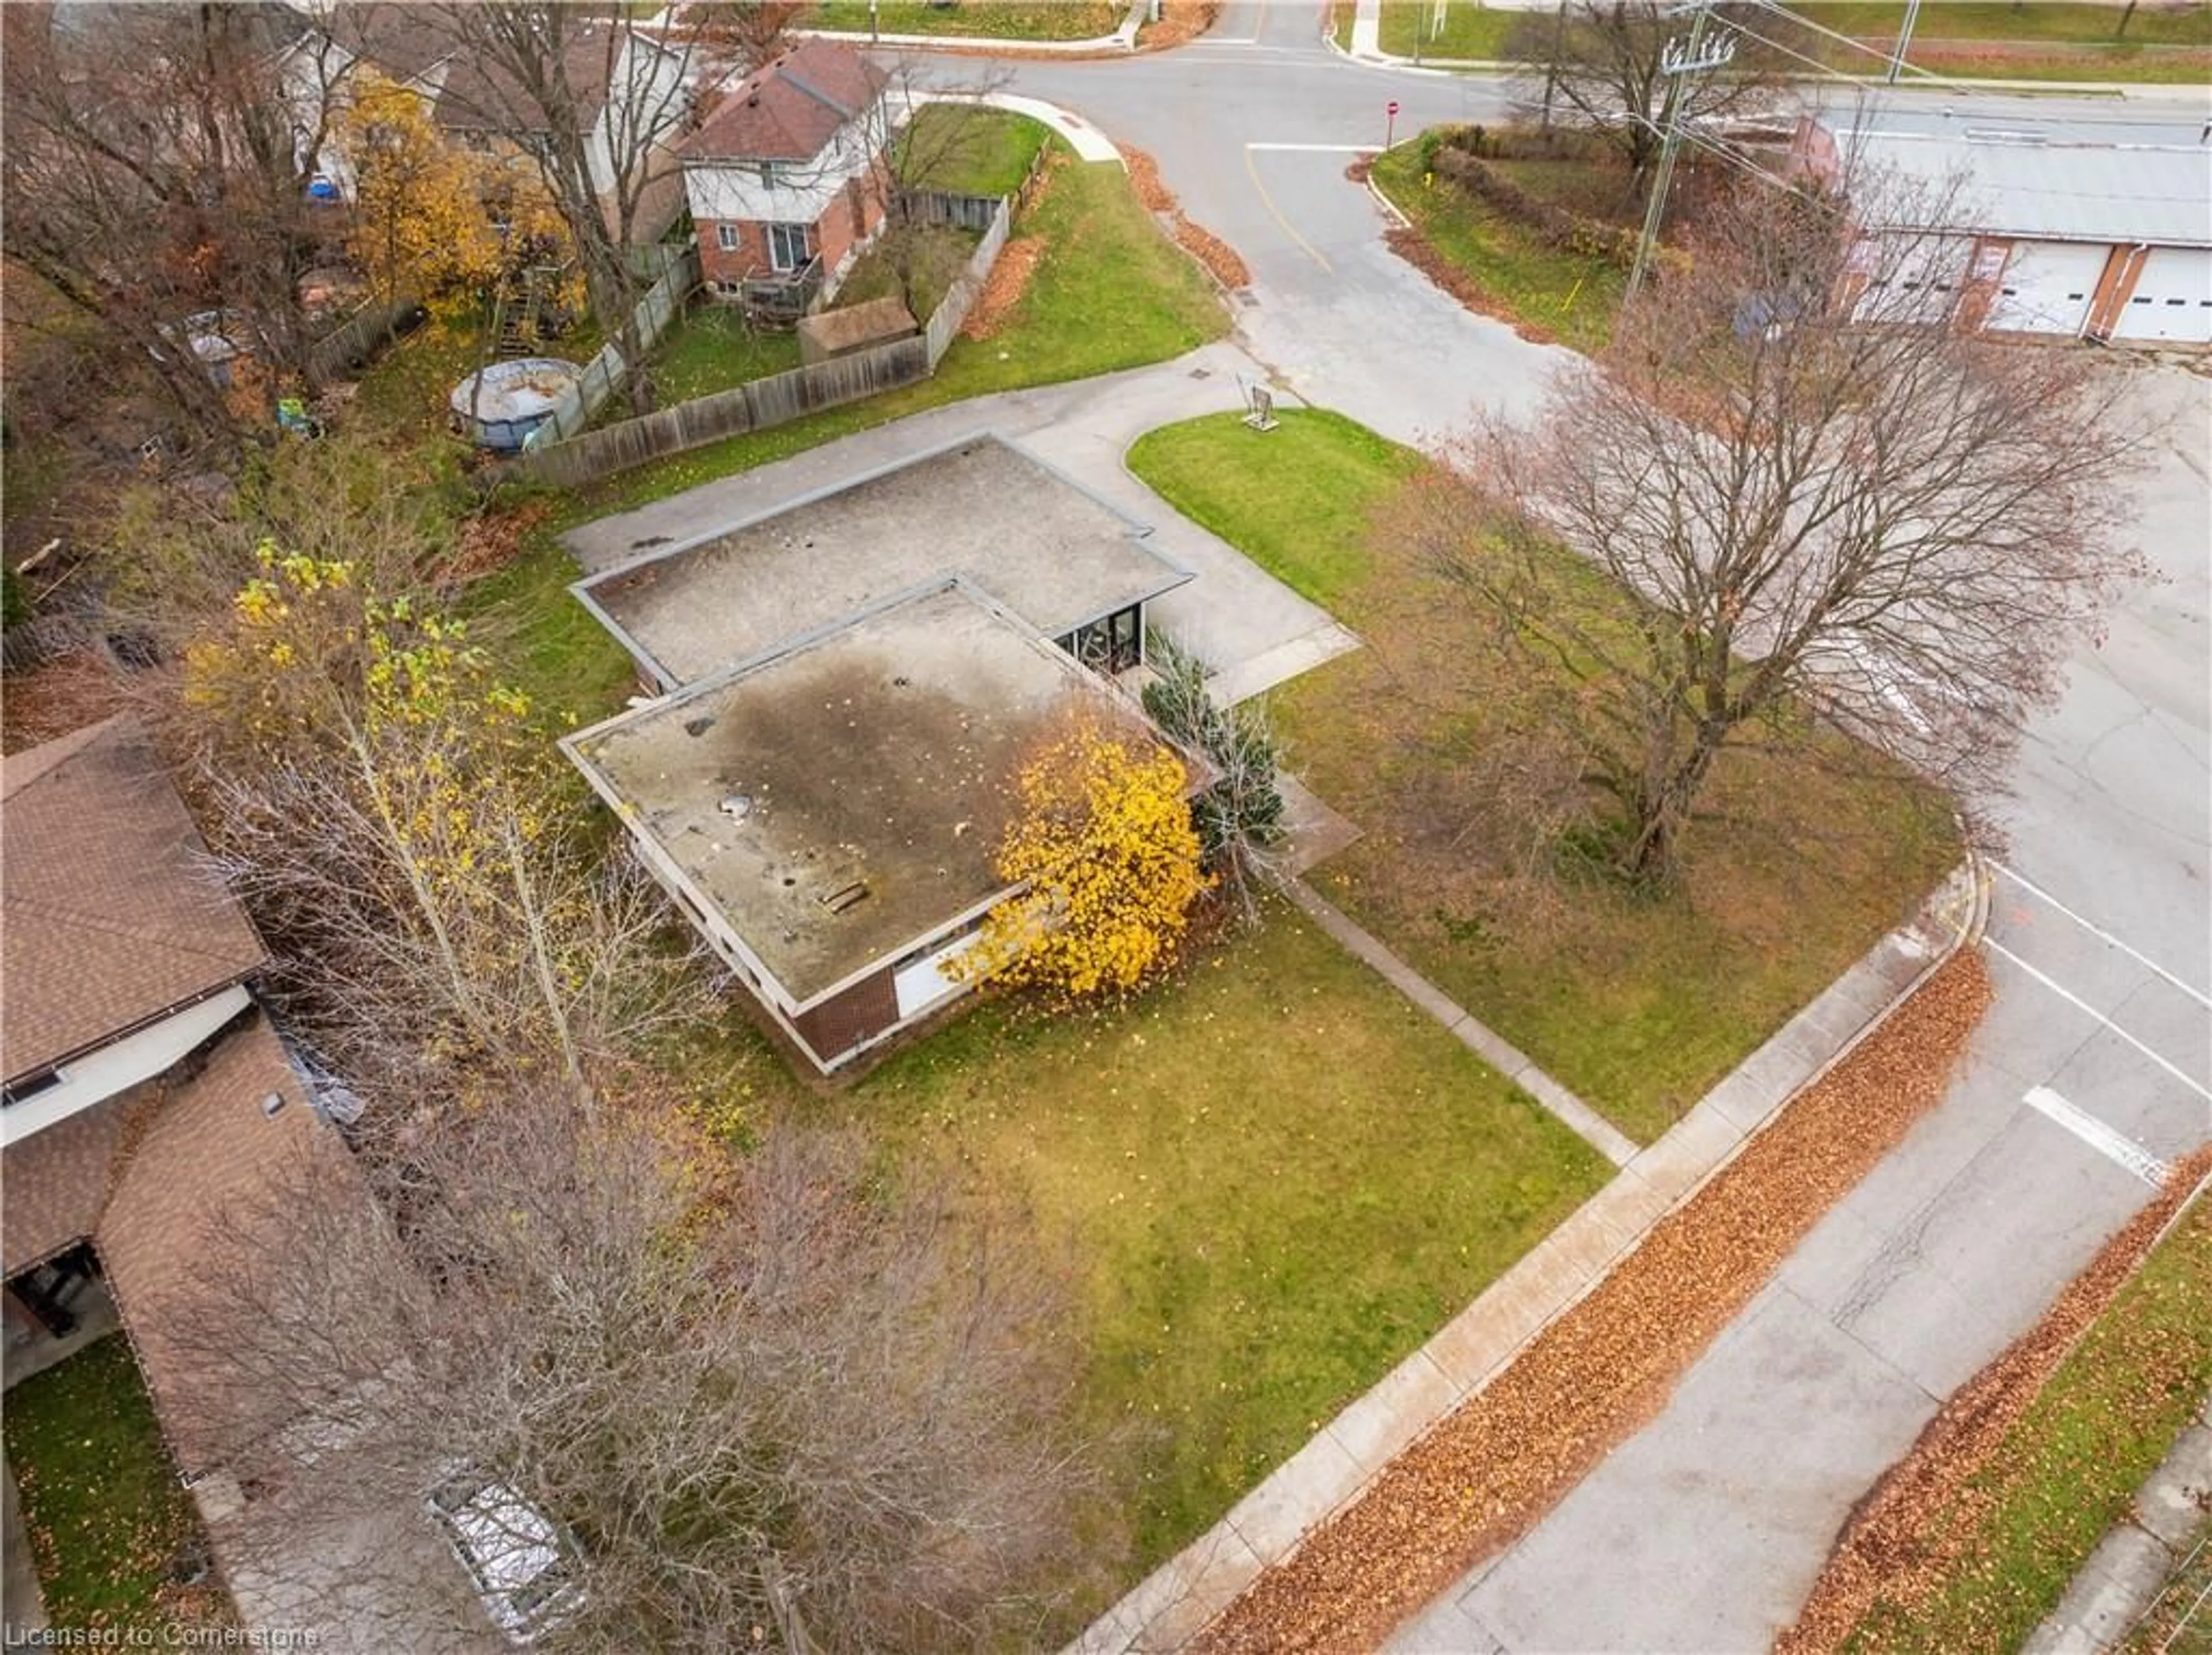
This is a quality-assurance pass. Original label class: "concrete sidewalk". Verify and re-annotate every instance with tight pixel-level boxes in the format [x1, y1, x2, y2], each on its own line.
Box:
[1072, 858, 1985, 1654]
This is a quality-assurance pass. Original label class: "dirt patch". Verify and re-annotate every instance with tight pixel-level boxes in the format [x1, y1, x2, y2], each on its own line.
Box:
[962, 237, 1047, 341]
[1193, 948, 1994, 1653]
[1383, 223, 1560, 347]
[1123, 143, 1253, 290]
[448, 499, 553, 585]
[1778, 1148, 2212, 1654]
[2, 649, 125, 753]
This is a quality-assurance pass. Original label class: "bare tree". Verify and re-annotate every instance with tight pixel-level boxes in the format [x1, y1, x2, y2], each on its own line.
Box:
[854, 73, 1019, 321]
[433, 3, 733, 415]
[1505, 0, 1779, 182]
[1142, 631, 1289, 926]
[1412, 178, 2147, 882]
[2, 2, 357, 439]
[164, 1096, 1107, 1653]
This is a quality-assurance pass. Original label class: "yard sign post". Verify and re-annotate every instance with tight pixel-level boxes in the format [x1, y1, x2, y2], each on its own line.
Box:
[1387, 100, 1399, 149]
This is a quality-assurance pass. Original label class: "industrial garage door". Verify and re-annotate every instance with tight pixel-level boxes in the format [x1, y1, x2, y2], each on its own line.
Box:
[1985, 241, 2109, 336]
[1855, 237, 1973, 325]
[2112, 248, 2212, 345]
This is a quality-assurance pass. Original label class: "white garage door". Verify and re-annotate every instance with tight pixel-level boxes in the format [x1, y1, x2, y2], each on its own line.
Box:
[1985, 241, 2108, 336]
[1856, 237, 1974, 325]
[2112, 247, 2212, 345]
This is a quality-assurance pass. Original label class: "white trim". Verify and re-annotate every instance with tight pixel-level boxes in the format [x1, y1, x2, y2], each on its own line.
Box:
[1, 986, 254, 1146]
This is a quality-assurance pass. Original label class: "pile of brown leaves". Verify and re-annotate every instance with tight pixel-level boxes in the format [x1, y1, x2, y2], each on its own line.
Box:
[1194, 949, 1994, 1654]
[1778, 1144, 2212, 1654]
[2, 648, 123, 753]
[1138, 0, 1221, 50]
[1123, 143, 1252, 291]
[447, 499, 553, 585]
[962, 237, 1048, 342]
[1382, 222, 1559, 347]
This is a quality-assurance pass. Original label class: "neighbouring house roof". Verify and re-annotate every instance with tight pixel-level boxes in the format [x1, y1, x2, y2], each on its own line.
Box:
[97, 1012, 333, 1478]
[578, 433, 1193, 689]
[681, 37, 888, 164]
[1, 1090, 138, 1277]
[1, 718, 267, 1085]
[434, 19, 673, 137]
[314, 1, 458, 88]
[563, 580, 1170, 1010]
[1823, 127, 2212, 249]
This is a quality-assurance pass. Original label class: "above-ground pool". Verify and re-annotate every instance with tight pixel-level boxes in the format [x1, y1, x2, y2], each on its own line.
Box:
[449, 358, 581, 452]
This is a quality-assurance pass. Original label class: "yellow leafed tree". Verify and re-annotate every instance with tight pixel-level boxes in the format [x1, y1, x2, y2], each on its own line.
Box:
[343, 70, 558, 303]
[960, 716, 1209, 1001]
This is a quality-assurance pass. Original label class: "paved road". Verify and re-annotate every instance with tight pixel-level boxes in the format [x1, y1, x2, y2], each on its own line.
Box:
[716, 20, 2212, 1648]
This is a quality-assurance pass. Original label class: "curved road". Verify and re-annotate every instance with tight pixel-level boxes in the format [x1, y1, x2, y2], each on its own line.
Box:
[908, 17, 2210, 1650]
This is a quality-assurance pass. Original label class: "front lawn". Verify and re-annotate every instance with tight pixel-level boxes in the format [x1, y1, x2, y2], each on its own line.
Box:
[802, 0, 1123, 38]
[1127, 410, 1959, 1145]
[1840, 1191, 2212, 1653]
[899, 104, 1053, 198]
[1378, 0, 1521, 58]
[844, 898, 1612, 1577]
[1371, 135, 1627, 355]
[560, 146, 1226, 518]
[4, 1335, 232, 1630]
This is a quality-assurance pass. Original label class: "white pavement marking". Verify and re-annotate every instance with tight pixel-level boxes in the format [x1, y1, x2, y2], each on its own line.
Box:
[1246, 142, 1381, 152]
[1986, 938, 2212, 1104]
[1992, 859, 2212, 1010]
[2022, 1086, 2173, 1187]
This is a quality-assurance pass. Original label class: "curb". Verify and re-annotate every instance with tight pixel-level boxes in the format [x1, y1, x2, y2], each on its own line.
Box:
[1065, 856, 1988, 1654]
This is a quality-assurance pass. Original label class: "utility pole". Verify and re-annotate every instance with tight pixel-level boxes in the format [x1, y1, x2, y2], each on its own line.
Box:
[1884, 0, 1923, 83]
[1624, 1, 1737, 305]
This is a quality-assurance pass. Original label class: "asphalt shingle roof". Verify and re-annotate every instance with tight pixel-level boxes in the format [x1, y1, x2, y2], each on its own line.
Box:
[681, 37, 887, 164]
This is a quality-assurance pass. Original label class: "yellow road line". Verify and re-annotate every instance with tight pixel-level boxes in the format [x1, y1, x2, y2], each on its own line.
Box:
[1243, 144, 1334, 275]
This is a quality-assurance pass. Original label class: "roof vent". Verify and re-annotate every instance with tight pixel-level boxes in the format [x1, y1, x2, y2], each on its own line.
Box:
[720, 793, 753, 821]
[260, 1092, 286, 1118]
[818, 881, 870, 915]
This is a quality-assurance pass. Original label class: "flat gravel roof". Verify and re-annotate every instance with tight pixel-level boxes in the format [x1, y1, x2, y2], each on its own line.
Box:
[563, 581, 1160, 1008]
[577, 434, 1191, 688]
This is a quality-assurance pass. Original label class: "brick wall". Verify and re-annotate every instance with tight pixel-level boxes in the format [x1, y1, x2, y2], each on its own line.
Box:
[790, 967, 899, 1069]
[695, 174, 887, 290]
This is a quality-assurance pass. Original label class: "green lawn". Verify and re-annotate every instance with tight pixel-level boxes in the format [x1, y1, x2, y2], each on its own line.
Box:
[1787, 1, 2211, 47]
[802, 0, 1123, 38]
[4, 1336, 232, 1630]
[559, 146, 1226, 518]
[843, 899, 1611, 1576]
[1126, 410, 1958, 1144]
[899, 105, 1052, 198]
[830, 224, 980, 323]
[1378, 0, 1522, 58]
[1372, 135, 1626, 356]
[643, 304, 801, 406]
[1843, 1192, 2212, 1654]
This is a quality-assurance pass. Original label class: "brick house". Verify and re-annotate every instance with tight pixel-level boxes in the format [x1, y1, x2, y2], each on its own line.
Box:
[679, 39, 894, 316]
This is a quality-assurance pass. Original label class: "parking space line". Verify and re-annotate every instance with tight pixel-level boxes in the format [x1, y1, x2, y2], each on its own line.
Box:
[1991, 859, 2212, 1010]
[2022, 1086, 2172, 1187]
[1986, 938, 2212, 1104]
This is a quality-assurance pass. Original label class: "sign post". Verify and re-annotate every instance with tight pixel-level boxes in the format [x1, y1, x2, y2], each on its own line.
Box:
[1386, 99, 1400, 150]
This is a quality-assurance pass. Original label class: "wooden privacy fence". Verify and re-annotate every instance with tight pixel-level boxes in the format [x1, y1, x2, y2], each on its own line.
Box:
[514, 196, 1013, 491]
[521, 247, 699, 450]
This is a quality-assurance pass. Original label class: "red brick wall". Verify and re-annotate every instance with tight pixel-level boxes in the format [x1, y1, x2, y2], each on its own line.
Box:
[695, 172, 888, 290]
[789, 967, 899, 1068]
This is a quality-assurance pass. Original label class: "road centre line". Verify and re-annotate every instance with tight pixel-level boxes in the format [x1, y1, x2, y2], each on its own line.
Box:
[1245, 142, 1381, 152]
[1986, 938, 2212, 1104]
[1991, 859, 2212, 1010]
[1243, 145, 1335, 274]
[2022, 1086, 2172, 1187]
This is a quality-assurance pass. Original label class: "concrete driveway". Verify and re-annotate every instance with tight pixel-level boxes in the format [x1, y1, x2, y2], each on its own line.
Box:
[563, 341, 1359, 703]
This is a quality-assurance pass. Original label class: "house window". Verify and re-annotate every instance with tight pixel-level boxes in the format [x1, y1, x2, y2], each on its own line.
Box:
[756, 160, 785, 187]
[715, 222, 741, 253]
[767, 222, 810, 272]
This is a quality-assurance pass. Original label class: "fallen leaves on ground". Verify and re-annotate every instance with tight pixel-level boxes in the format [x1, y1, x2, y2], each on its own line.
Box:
[962, 238, 1047, 341]
[1193, 949, 1993, 1654]
[1139, 0, 1220, 50]
[1124, 143, 1253, 290]
[2, 648, 124, 753]
[1381, 221, 1559, 347]
[448, 498, 552, 584]
[1779, 1145, 2212, 1655]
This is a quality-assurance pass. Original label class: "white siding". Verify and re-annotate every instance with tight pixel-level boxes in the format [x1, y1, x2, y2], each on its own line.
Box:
[683, 96, 888, 226]
[1, 986, 253, 1147]
[892, 931, 983, 1021]
[2111, 247, 2212, 345]
[1985, 240, 2109, 337]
